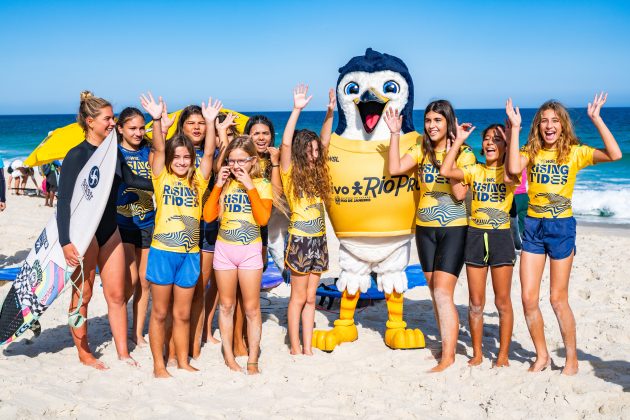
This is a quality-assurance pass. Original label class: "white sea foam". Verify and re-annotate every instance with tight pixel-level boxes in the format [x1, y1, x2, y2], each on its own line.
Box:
[572, 187, 630, 223]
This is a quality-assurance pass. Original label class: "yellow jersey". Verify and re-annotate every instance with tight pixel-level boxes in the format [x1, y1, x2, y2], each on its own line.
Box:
[152, 168, 209, 253]
[462, 164, 516, 230]
[326, 132, 422, 237]
[407, 145, 476, 227]
[281, 165, 326, 237]
[521, 145, 595, 218]
[219, 177, 273, 245]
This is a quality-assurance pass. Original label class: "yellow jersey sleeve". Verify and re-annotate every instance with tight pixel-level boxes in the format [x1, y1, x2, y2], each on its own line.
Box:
[464, 164, 515, 230]
[574, 144, 595, 170]
[151, 170, 203, 253]
[405, 143, 423, 165]
[281, 166, 326, 237]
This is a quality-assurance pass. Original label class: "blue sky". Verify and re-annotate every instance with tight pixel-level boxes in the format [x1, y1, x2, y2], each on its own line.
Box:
[0, 0, 628, 114]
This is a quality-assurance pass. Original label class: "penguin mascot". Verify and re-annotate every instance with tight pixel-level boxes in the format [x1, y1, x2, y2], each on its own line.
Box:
[311, 48, 426, 351]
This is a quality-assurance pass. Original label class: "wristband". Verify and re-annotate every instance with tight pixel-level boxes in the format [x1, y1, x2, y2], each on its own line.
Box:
[271, 164, 279, 167]
[153, 117, 161, 122]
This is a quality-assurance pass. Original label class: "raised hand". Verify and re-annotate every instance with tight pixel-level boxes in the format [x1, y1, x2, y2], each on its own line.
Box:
[384, 107, 403, 134]
[140, 92, 163, 120]
[216, 112, 237, 133]
[201, 97, 223, 121]
[293, 84, 312, 110]
[326, 88, 336, 112]
[267, 146, 280, 165]
[505, 98, 521, 128]
[160, 100, 175, 133]
[587, 92, 607, 121]
[495, 125, 509, 144]
[452, 120, 476, 144]
[215, 166, 231, 188]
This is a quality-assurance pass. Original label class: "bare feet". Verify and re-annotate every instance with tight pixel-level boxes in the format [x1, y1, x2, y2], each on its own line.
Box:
[224, 359, 242, 372]
[154, 367, 172, 378]
[233, 343, 248, 357]
[247, 362, 260, 375]
[493, 357, 510, 368]
[79, 354, 109, 371]
[289, 347, 301, 355]
[205, 336, 220, 345]
[429, 357, 454, 373]
[562, 360, 579, 376]
[178, 363, 199, 372]
[133, 336, 148, 347]
[119, 356, 139, 367]
[528, 355, 551, 372]
[166, 358, 177, 368]
[467, 355, 483, 367]
[302, 349, 314, 356]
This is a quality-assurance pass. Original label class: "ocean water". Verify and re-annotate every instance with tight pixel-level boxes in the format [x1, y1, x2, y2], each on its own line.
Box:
[2, 108, 629, 224]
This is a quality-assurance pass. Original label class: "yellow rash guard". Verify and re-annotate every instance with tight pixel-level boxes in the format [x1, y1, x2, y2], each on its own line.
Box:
[462, 164, 517, 230]
[407, 145, 476, 227]
[281, 165, 326, 237]
[521, 145, 595, 218]
[326, 132, 422, 237]
[151, 168, 209, 253]
[218, 178, 273, 244]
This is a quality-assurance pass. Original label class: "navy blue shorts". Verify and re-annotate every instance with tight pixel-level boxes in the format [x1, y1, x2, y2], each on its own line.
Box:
[146, 247, 200, 288]
[522, 216, 576, 260]
[199, 220, 219, 252]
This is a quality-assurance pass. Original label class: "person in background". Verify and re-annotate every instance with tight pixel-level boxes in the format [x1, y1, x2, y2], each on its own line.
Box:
[42, 160, 61, 207]
[0, 155, 6, 211]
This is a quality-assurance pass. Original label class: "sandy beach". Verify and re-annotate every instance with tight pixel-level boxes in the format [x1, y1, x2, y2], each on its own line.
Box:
[0, 190, 628, 419]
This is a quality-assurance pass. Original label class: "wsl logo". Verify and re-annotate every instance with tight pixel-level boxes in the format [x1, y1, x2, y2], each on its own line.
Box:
[81, 166, 100, 201]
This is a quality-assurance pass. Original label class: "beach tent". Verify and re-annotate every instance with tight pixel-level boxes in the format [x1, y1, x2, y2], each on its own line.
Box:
[24, 108, 249, 167]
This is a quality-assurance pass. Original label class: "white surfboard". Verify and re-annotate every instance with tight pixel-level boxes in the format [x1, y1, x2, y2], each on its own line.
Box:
[0, 131, 118, 345]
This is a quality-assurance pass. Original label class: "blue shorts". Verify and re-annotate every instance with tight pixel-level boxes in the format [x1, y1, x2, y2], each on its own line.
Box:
[146, 247, 200, 288]
[522, 216, 576, 260]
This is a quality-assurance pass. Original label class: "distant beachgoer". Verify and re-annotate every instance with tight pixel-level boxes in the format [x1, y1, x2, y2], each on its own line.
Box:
[203, 136, 274, 375]
[141, 92, 218, 378]
[58, 91, 152, 370]
[508, 93, 622, 375]
[0, 156, 6, 211]
[42, 161, 60, 207]
[9, 159, 25, 195]
[115, 107, 155, 347]
[439, 103, 522, 368]
[388, 100, 476, 372]
[20, 167, 41, 195]
[281, 85, 332, 356]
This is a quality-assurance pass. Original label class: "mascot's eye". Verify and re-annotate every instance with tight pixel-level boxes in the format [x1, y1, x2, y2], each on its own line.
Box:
[344, 82, 360, 95]
[383, 80, 400, 94]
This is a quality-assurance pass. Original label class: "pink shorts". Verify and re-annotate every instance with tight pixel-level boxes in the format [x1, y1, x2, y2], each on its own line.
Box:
[213, 240, 264, 271]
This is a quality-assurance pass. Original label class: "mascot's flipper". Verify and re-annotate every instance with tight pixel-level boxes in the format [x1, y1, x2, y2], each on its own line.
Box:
[384, 292, 425, 349]
[313, 291, 359, 351]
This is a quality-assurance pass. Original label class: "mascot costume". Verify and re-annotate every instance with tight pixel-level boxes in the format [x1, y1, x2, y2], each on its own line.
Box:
[311, 48, 425, 351]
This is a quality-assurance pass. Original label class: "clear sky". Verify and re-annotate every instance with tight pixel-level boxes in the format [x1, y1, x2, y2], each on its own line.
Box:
[0, 0, 629, 114]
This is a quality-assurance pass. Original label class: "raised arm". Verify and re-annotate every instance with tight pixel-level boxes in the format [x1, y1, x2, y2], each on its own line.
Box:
[281, 84, 312, 172]
[505, 98, 528, 175]
[200, 97, 222, 180]
[140, 92, 166, 177]
[214, 113, 237, 173]
[320, 88, 336, 149]
[384, 107, 417, 175]
[203, 166, 230, 223]
[439, 123, 474, 182]
[588, 92, 623, 163]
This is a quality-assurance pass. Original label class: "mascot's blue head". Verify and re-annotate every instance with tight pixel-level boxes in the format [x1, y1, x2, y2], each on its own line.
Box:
[335, 48, 415, 137]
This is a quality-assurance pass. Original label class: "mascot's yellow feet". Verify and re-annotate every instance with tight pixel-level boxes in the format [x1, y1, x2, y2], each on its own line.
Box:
[384, 320, 425, 349]
[313, 320, 358, 352]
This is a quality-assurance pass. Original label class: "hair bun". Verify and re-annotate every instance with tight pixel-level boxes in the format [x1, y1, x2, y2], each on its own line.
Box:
[80, 90, 94, 102]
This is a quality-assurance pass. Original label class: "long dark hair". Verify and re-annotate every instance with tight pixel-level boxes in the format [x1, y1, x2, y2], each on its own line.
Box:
[244, 114, 275, 180]
[421, 100, 458, 170]
[116, 107, 147, 146]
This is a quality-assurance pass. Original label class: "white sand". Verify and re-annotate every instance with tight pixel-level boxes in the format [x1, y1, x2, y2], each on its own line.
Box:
[0, 192, 628, 419]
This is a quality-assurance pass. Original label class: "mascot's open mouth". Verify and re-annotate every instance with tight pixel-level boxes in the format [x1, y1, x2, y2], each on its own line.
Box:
[355, 89, 388, 133]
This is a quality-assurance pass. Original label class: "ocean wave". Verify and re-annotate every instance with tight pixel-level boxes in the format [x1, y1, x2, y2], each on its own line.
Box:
[572, 188, 630, 222]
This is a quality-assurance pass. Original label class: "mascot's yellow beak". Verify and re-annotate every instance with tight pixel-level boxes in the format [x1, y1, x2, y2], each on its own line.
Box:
[353, 88, 390, 133]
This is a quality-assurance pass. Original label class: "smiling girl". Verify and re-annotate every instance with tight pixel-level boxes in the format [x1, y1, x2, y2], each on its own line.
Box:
[508, 94, 622, 375]
[141, 92, 220, 378]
